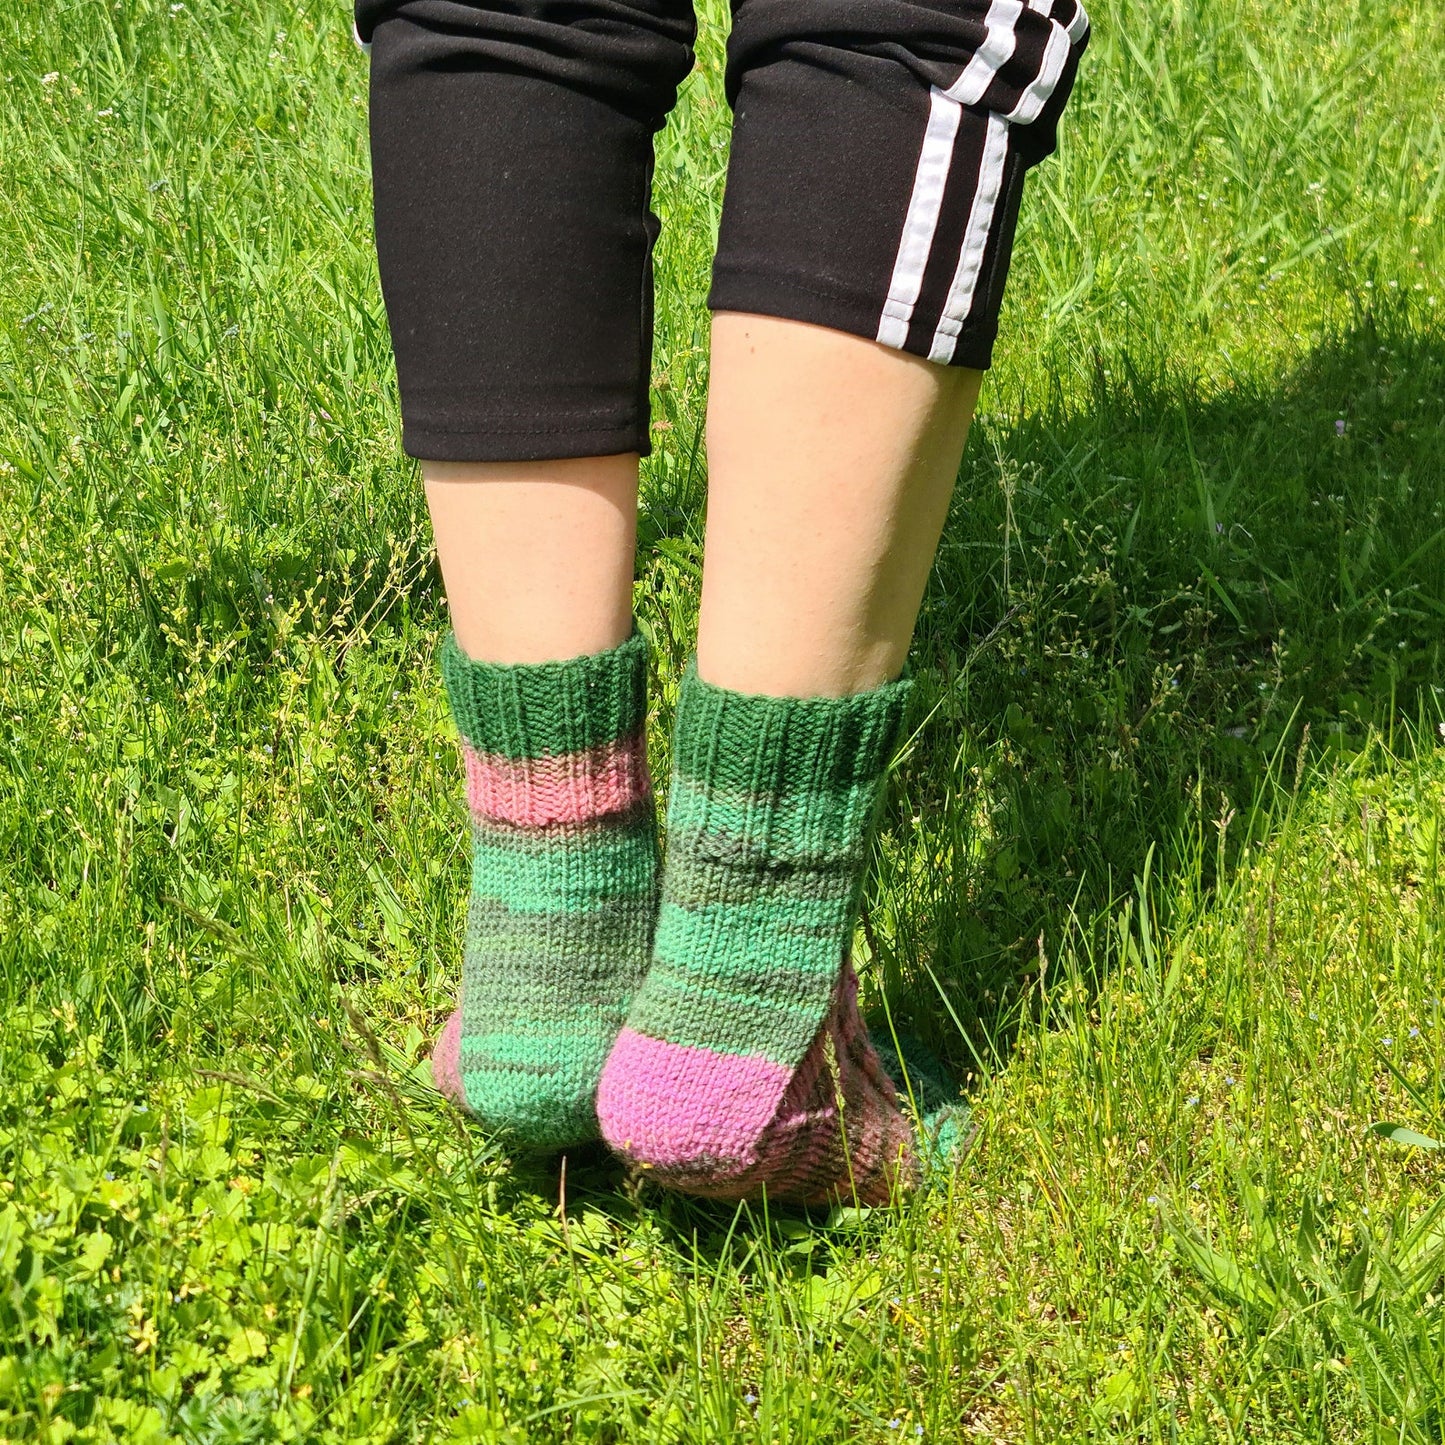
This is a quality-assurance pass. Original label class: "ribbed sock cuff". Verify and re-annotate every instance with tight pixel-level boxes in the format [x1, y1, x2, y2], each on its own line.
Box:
[667, 666, 912, 862]
[442, 630, 650, 760]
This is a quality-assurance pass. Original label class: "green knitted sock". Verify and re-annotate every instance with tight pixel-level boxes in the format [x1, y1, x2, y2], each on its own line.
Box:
[430, 631, 658, 1149]
[869, 1031, 975, 1180]
[597, 667, 917, 1203]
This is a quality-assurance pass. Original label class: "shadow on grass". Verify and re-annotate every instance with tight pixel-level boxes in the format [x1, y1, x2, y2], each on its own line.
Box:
[874, 306, 1445, 1077]
[503, 1137, 905, 1249]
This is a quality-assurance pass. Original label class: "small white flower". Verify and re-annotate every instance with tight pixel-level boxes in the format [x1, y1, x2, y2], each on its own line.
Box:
[41, 71, 60, 85]
[743, 1393, 757, 1406]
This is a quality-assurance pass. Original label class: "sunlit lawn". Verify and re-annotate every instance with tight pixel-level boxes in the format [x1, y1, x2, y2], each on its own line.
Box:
[3, 0, 1445, 1438]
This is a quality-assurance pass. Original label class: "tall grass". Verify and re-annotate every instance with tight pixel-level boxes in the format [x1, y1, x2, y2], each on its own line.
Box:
[2, 0, 1444, 1438]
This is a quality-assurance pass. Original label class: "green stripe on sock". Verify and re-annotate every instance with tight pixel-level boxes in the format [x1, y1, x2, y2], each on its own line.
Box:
[655, 897, 852, 971]
[666, 774, 883, 867]
[620, 668, 909, 1074]
[465, 895, 656, 962]
[625, 969, 829, 1057]
[659, 852, 855, 915]
[469, 823, 656, 913]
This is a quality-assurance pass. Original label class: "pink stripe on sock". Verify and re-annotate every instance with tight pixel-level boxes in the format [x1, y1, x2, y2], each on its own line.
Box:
[757, 1051, 844, 1199]
[822, 963, 915, 1202]
[597, 1030, 790, 1170]
[432, 1009, 466, 1110]
[463, 731, 651, 827]
[599, 961, 918, 1205]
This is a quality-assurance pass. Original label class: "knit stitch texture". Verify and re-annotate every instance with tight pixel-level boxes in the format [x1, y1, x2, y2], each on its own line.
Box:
[597, 668, 917, 1203]
[431, 631, 658, 1149]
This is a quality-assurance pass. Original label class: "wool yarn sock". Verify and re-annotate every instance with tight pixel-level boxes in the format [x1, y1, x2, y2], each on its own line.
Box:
[430, 631, 658, 1149]
[870, 1031, 975, 1180]
[596, 668, 918, 1204]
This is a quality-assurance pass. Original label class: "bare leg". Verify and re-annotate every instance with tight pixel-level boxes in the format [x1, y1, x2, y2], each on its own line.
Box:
[422, 452, 657, 1148]
[595, 313, 984, 1203]
[423, 454, 640, 664]
[425, 314, 975, 678]
[697, 312, 982, 697]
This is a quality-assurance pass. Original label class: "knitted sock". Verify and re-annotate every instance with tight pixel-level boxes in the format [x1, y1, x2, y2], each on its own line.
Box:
[596, 668, 918, 1204]
[870, 1031, 976, 1180]
[430, 631, 658, 1149]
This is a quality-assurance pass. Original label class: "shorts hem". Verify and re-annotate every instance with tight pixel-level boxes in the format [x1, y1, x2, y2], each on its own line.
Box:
[708, 268, 997, 371]
[401, 415, 651, 463]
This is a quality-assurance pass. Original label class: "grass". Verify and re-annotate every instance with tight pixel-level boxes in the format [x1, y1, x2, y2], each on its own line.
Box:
[2, 0, 1444, 1438]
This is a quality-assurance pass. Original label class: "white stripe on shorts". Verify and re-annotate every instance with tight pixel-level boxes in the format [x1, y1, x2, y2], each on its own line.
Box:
[1033, 0, 1091, 42]
[875, 0, 1085, 359]
[946, 0, 1024, 106]
[927, 112, 1012, 364]
[1007, 20, 1070, 123]
[875, 87, 962, 350]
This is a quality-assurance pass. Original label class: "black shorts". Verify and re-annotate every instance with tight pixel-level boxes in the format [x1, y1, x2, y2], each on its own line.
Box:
[355, 0, 1089, 461]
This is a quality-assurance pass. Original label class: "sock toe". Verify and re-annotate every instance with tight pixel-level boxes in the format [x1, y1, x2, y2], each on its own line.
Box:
[432, 1009, 467, 1110]
[598, 1030, 792, 1178]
